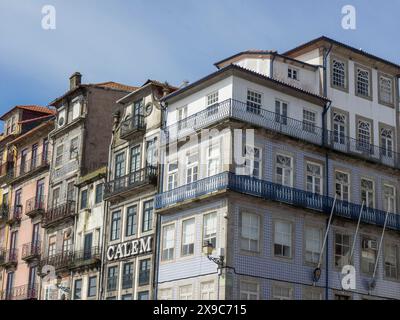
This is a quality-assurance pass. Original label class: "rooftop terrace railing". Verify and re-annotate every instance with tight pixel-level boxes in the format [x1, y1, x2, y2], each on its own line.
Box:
[155, 172, 400, 232]
[161, 99, 400, 169]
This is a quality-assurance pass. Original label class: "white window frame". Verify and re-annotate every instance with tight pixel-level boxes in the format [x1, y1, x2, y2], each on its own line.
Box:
[167, 161, 178, 191]
[207, 142, 220, 177]
[288, 67, 299, 80]
[200, 281, 215, 300]
[356, 66, 371, 97]
[274, 220, 292, 259]
[177, 106, 188, 130]
[306, 161, 322, 195]
[240, 281, 259, 300]
[161, 224, 175, 262]
[334, 170, 350, 202]
[305, 226, 322, 265]
[275, 154, 293, 187]
[383, 184, 396, 213]
[181, 218, 195, 257]
[240, 212, 260, 252]
[332, 58, 346, 89]
[246, 89, 262, 114]
[203, 212, 217, 250]
[186, 150, 199, 184]
[361, 178, 375, 208]
[334, 232, 351, 269]
[379, 74, 394, 105]
[272, 283, 293, 300]
[179, 284, 193, 300]
[302, 109, 316, 133]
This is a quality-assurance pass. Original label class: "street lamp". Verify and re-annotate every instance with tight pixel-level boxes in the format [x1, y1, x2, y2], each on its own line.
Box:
[203, 241, 225, 299]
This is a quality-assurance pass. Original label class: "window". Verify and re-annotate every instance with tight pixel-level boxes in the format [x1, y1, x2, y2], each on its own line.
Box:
[55, 145, 63, 167]
[272, 284, 293, 300]
[137, 291, 149, 300]
[306, 162, 322, 195]
[379, 74, 393, 105]
[107, 266, 118, 291]
[383, 184, 396, 213]
[357, 120, 372, 153]
[87, 276, 97, 297]
[361, 178, 375, 208]
[69, 137, 78, 160]
[288, 67, 298, 80]
[333, 112, 346, 144]
[275, 100, 288, 125]
[303, 289, 323, 300]
[384, 243, 398, 279]
[62, 235, 72, 254]
[334, 233, 351, 268]
[167, 161, 178, 190]
[48, 236, 56, 257]
[381, 128, 393, 158]
[110, 211, 121, 241]
[129, 145, 141, 184]
[207, 92, 219, 116]
[66, 181, 75, 202]
[159, 288, 173, 300]
[72, 100, 81, 120]
[122, 294, 132, 300]
[31, 143, 38, 169]
[203, 212, 217, 250]
[73, 279, 82, 300]
[274, 221, 292, 258]
[146, 139, 157, 167]
[139, 259, 151, 286]
[42, 138, 49, 162]
[114, 153, 126, 178]
[335, 294, 351, 300]
[356, 66, 371, 97]
[361, 236, 377, 274]
[125, 205, 137, 237]
[200, 281, 215, 300]
[207, 142, 220, 176]
[240, 212, 260, 252]
[332, 58, 346, 88]
[162, 224, 175, 261]
[142, 200, 153, 232]
[95, 183, 103, 204]
[305, 226, 322, 264]
[122, 262, 134, 289]
[335, 171, 350, 202]
[275, 154, 293, 187]
[80, 189, 88, 210]
[246, 90, 262, 114]
[186, 151, 198, 184]
[303, 109, 316, 133]
[240, 281, 259, 300]
[243, 145, 261, 178]
[181, 218, 195, 256]
[177, 106, 188, 130]
[179, 285, 193, 300]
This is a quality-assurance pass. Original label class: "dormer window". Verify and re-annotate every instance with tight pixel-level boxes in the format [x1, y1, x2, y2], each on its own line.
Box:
[288, 67, 299, 80]
[71, 99, 81, 121]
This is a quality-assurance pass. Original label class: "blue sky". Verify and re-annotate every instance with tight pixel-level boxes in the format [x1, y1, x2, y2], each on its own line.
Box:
[0, 0, 399, 123]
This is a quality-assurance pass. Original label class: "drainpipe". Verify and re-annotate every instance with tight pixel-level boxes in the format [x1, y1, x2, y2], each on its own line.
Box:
[270, 52, 277, 78]
[321, 44, 333, 147]
[324, 153, 330, 300]
[153, 97, 168, 300]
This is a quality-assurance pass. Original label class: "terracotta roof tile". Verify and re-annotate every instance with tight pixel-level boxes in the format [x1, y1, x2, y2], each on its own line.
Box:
[93, 82, 139, 92]
[0, 105, 56, 120]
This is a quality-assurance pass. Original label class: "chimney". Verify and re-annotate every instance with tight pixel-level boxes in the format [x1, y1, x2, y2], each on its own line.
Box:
[69, 72, 82, 90]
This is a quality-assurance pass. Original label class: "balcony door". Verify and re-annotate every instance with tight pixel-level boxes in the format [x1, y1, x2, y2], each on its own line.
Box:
[31, 143, 38, 169]
[6, 272, 14, 300]
[20, 148, 28, 174]
[130, 145, 141, 184]
[28, 266, 37, 297]
[9, 231, 18, 261]
[36, 179, 45, 209]
[32, 223, 40, 249]
[83, 233, 93, 260]
[14, 189, 22, 218]
[114, 153, 125, 191]
[133, 100, 143, 125]
[42, 138, 49, 163]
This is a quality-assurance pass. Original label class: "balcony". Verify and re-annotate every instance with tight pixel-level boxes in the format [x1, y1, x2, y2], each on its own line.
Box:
[0, 284, 38, 300]
[155, 172, 400, 232]
[6, 206, 22, 226]
[70, 247, 101, 270]
[120, 115, 146, 140]
[22, 242, 41, 262]
[0, 248, 18, 268]
[104, 166, 157, 200]
[0, 161, 14, 185]
[42, 201, 76, 228]
[25, 196, 46, 219]
[39, 252, 74, 273]
[0, 204, 8, 221]
[161, 99, 400, 169]
[10, 151, 50, 183]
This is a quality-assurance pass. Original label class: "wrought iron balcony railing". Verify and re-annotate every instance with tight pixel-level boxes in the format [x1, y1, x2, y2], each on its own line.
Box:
[0, 284, 38, 300]
[21, 242, 41, 261]
[70, 246, 101, 269]
[6, 206, 22, 226]
[25, 196, 46, 218]
[155, 172, 400, 232]
[0, 248, 18, 267]
[120, 115, 145, 140]
[161, 99, 400, 169]
[12, 151, 50, 180]
[104, 166, 157, 199]
[0, 161, 14, 184]
[39, 252, 74, 271]
[42, 201, 76, 228]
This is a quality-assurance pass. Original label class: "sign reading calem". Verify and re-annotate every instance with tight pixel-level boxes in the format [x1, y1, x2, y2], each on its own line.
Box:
[107, 235, 152, 261]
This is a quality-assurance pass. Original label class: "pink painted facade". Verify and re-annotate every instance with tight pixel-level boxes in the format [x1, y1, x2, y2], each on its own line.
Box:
[1, 120, 54, 300]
